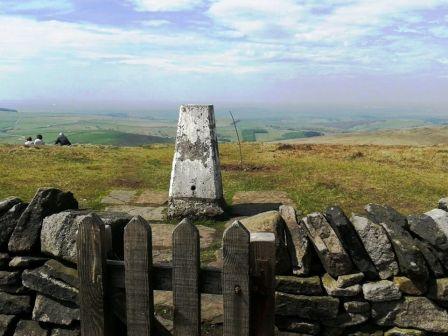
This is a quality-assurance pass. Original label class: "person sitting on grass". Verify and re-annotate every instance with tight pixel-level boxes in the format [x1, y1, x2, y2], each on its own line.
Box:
[24, 137, 34, 147]
[34, 134, 45, 146]
[54, 132, 71, 146]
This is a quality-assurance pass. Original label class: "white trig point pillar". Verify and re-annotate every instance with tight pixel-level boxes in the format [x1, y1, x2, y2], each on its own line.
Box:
[168, 105, 226, 219]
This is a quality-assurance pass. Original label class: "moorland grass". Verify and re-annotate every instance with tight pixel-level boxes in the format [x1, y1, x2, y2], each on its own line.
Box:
[0, 143, 447, 215]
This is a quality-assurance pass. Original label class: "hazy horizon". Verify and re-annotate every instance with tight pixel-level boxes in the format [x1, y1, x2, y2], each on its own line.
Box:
[1, 0, 447, 116]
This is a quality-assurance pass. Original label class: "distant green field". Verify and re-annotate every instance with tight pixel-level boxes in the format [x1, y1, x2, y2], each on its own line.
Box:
[241, 128, 268, 141]
[0, 112, 329, 145]
[67, 130, 173, 146]
[1, 111, 447, 146]
[279, 130, 324, 140]
[0, 112, 177, 145]
[0, 111, 18, 131]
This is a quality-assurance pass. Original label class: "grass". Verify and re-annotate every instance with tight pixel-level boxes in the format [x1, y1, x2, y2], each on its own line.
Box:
[0, 143, 447, 215]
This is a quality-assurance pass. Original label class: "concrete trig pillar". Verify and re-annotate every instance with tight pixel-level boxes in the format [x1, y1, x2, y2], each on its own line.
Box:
[168, 105, 226, 219]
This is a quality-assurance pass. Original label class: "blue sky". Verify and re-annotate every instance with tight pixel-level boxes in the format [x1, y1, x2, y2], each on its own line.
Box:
[0, 0, 447, 115]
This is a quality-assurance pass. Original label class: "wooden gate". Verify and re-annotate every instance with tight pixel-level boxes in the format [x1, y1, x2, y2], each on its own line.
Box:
[76, 214, 276, 336]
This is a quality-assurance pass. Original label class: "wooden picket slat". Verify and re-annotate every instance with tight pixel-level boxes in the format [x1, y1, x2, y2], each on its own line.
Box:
[78, 217, 278, 336]
[172, 218, 201, 336]
[77, 213, 111, 336]
[222, 221, 251, 336]
[124, 216, 154, 336]
[250, 232, 276, 336]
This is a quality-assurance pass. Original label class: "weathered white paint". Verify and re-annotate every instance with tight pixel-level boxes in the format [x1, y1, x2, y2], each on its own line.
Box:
[168, 105, 225, 218]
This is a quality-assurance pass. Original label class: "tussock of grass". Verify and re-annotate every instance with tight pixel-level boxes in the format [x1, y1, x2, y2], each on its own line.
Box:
[0, 143, 447, 215]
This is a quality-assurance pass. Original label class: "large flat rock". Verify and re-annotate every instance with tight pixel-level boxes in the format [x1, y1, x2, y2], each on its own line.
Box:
[408, 210, 448, 251]
[325, 206, 378, 279]
[322, 273, 361, 297]
[413, 238, 445, 278]
[130, 223, 218, 264]
[135, 190, 168, 206]
[365, 204, 407, 229]
[275, 316, 320, 335]
[238, 211, 291, 274]
[276, 276, 323, 295]
[302, 213, 353, 277]
[12, 320, 47, 336]
[32, 294, 79, 326]
[22, 260, 78, 303]
[151, 224, 216, 250]
[0, 203, 27, 250]
[41, 211, 86, 264]
[362, 280, 402, 302]
[365, 204, 427, 284]
[8, 256, 48, 269]
[275, 292, 340, 320]
[105, 205, 165, 222]
[41, 210, 131, 263]
[0, 197, 21, 217]
[8, 188, 78, 253]
[154, 290, 223, 324]
[279, 205, 313, 275]
[351, 215, 399, 279]
[0, 292, 31, 315]
[372, 297, 448, 333]
[231, 191, 294, 216]
[0, 271, 21, 290]
[384, 327, 426, 336]
[100, 189, 137, 205]
[378, 220, 428, 289]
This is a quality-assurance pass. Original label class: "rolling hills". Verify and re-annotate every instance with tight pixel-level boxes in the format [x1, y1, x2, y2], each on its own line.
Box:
[282, 125, 448, 146]
[2, 111, 447, 146]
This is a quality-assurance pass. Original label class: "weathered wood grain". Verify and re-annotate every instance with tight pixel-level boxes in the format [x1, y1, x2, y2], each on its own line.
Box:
[124, 216, 154, 336]
[250, 232, 276, 336]
[77, 213, 111, 336]
[172, 219, 201, 336]
[108, 261, 222, 294]
[222, 221, 251, 336]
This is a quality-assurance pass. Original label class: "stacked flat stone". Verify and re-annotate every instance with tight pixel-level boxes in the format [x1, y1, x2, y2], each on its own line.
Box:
[0, 189, 134, 336]
[276, 199, 448, 335]
[1, 189, 448, 335]
[0, 189, 80, 336]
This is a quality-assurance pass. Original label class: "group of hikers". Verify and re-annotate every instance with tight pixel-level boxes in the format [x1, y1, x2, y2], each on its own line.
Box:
[24, 133, 72, 147]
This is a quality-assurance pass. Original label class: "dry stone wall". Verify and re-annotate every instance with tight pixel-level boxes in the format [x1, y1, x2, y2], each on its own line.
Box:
[0, 188, 132, 336]
[1, 187, 448, 335]
[275, 201, 448, 336]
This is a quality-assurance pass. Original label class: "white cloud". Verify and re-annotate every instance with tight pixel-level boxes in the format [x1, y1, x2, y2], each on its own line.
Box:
[430, 26, 448, 38]
[208, 0, 447, 44]
[1, 0, 448, 80]
[208, 0, 305, 39]
[0, 15, 261, 75]
[141, 20, 171, 27]
[128, 0, 202, 12]
[0, 0, 73, 12]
